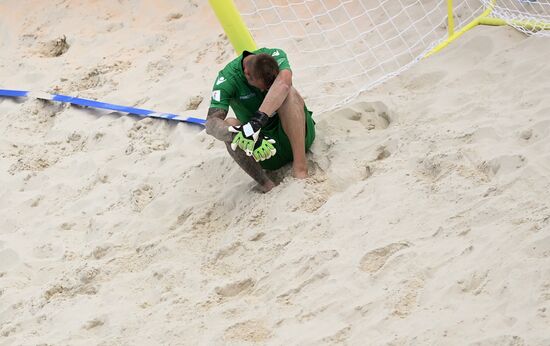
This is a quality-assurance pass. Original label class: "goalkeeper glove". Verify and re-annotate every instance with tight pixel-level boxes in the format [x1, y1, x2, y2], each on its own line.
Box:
[228, 111, 271, 156]
[252, 136, 277, 162]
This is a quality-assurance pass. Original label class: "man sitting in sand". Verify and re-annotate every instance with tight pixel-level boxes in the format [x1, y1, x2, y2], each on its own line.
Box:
[205, 48, 315, 192]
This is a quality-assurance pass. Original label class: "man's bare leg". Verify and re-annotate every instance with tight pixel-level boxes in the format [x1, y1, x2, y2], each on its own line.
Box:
[277, 87, 308, 178]
[225, 118, 276, 192]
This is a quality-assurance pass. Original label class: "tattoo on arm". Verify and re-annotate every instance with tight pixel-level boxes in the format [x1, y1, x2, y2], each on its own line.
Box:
[206, 108, 271, 185]
[205, 108, 232, 142]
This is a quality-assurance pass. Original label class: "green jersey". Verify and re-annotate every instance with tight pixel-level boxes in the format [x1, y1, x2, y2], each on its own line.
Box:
[209, 47, 315, 171]
[209, 47, 291, 124]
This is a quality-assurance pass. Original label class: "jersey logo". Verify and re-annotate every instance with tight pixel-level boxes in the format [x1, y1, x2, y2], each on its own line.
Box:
[239, 93, 255, 100]
[216, 76, 226, 85]
[271, 50, 280, 56]
[212, 90, 221, 102]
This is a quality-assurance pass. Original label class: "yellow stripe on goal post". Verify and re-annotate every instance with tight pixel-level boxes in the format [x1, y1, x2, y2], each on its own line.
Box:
[209, 0, 257, 54]
[425, 0, 497, 57]
[479, 17, 550, 31]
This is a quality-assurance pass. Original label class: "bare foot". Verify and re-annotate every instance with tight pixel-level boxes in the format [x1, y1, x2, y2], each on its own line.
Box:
[292, 168, 308, 179]
[259, 180, 276, 193]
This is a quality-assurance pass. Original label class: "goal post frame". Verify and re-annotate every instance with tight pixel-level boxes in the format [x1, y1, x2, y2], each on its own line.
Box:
[209, 0, 257, 54]
[210, 0, 549, 60]
[426, 0, 550, 57]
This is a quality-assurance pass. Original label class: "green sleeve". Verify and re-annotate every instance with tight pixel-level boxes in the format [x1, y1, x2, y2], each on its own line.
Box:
[209, 72, 233, 110]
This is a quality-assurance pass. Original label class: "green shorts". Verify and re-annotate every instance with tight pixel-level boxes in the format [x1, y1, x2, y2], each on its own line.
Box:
[258, 106, 316, 170]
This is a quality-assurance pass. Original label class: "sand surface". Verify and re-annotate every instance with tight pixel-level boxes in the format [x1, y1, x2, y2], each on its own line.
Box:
[1, 1, 550, 345]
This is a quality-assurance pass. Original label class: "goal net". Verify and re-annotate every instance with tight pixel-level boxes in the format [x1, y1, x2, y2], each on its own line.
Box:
[485, 0, 550, 36]
[233, 0, 549, 110]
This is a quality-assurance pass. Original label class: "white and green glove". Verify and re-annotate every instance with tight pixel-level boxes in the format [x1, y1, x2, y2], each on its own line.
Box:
[252, 136, 277, 162]
[229, 111, 271, 156]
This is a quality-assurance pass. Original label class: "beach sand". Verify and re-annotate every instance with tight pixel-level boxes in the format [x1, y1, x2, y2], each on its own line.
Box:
[1, 1, 550, 345]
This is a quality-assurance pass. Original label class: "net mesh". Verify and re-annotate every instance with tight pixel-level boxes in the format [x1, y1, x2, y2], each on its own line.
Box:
[234, 0, 549, 110]
[486, 0, 550, 36]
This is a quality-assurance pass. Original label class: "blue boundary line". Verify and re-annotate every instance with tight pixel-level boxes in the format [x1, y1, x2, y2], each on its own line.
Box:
[0, 89, 206, 126]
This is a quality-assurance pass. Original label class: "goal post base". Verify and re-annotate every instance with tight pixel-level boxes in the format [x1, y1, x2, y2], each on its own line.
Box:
[426, 0, 550, 58]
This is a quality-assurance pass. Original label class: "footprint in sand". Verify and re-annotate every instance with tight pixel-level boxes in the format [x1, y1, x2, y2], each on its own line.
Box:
[82, 317, 105, 330]
[78, 267, 100, 284]
[478, 154, 526, 179]
[185, 95, 203, 110]
[169, 207, 193, 231]
[348, 101, 391, 129]
[519, 119, 550, 144]
[457, 270, 489, 295]
[359, 242, 410, 273]
[392, 277, 424, 318]
[126, 118, 169, 154]
[417, 155, 443, 180]
[0, 322, 20, 338]
[33, 242, 63, 259]
[131, 184, 154, 212]
[465, 127, 502, 144]
[372, 138, 399, 162]
[38, 35, 70, 57]
[375, 145, 392, 161]
[215, 278, 255, 298]
[224, 319, 272, 343]
[541, 282, 550, 302]
[320, 326, 352, 344]
[166, 13, 183, 21]
[330, 101, 391, 133]
[274, 251, 339, 304]
[146, 58, 174, 82]
[90, 245, 111, 260]
[195, 33, 231, 64]
[203, 242, 249, 276]
[212, 242, 243, 263]
[469, 335, 525, 346]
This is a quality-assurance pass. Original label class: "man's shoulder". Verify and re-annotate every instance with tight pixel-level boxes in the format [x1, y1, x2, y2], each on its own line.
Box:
[218, 53, 247, 78]
[214, 59, 241, 90]
[256, 47, 286, 57]
[256, 47, 291, 71]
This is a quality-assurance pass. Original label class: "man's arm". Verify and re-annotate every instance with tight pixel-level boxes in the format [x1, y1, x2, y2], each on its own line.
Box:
[258, 69, 292, 116]
[205, 107, 232, 142]
[206, 107, 274, 190]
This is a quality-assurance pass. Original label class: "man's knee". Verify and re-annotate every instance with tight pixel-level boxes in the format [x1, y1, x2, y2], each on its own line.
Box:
[278, 87, 305, 120]
[226, 117, 241, 127]
[282, 87, 303, 108]
[222, 117, 241, 146]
